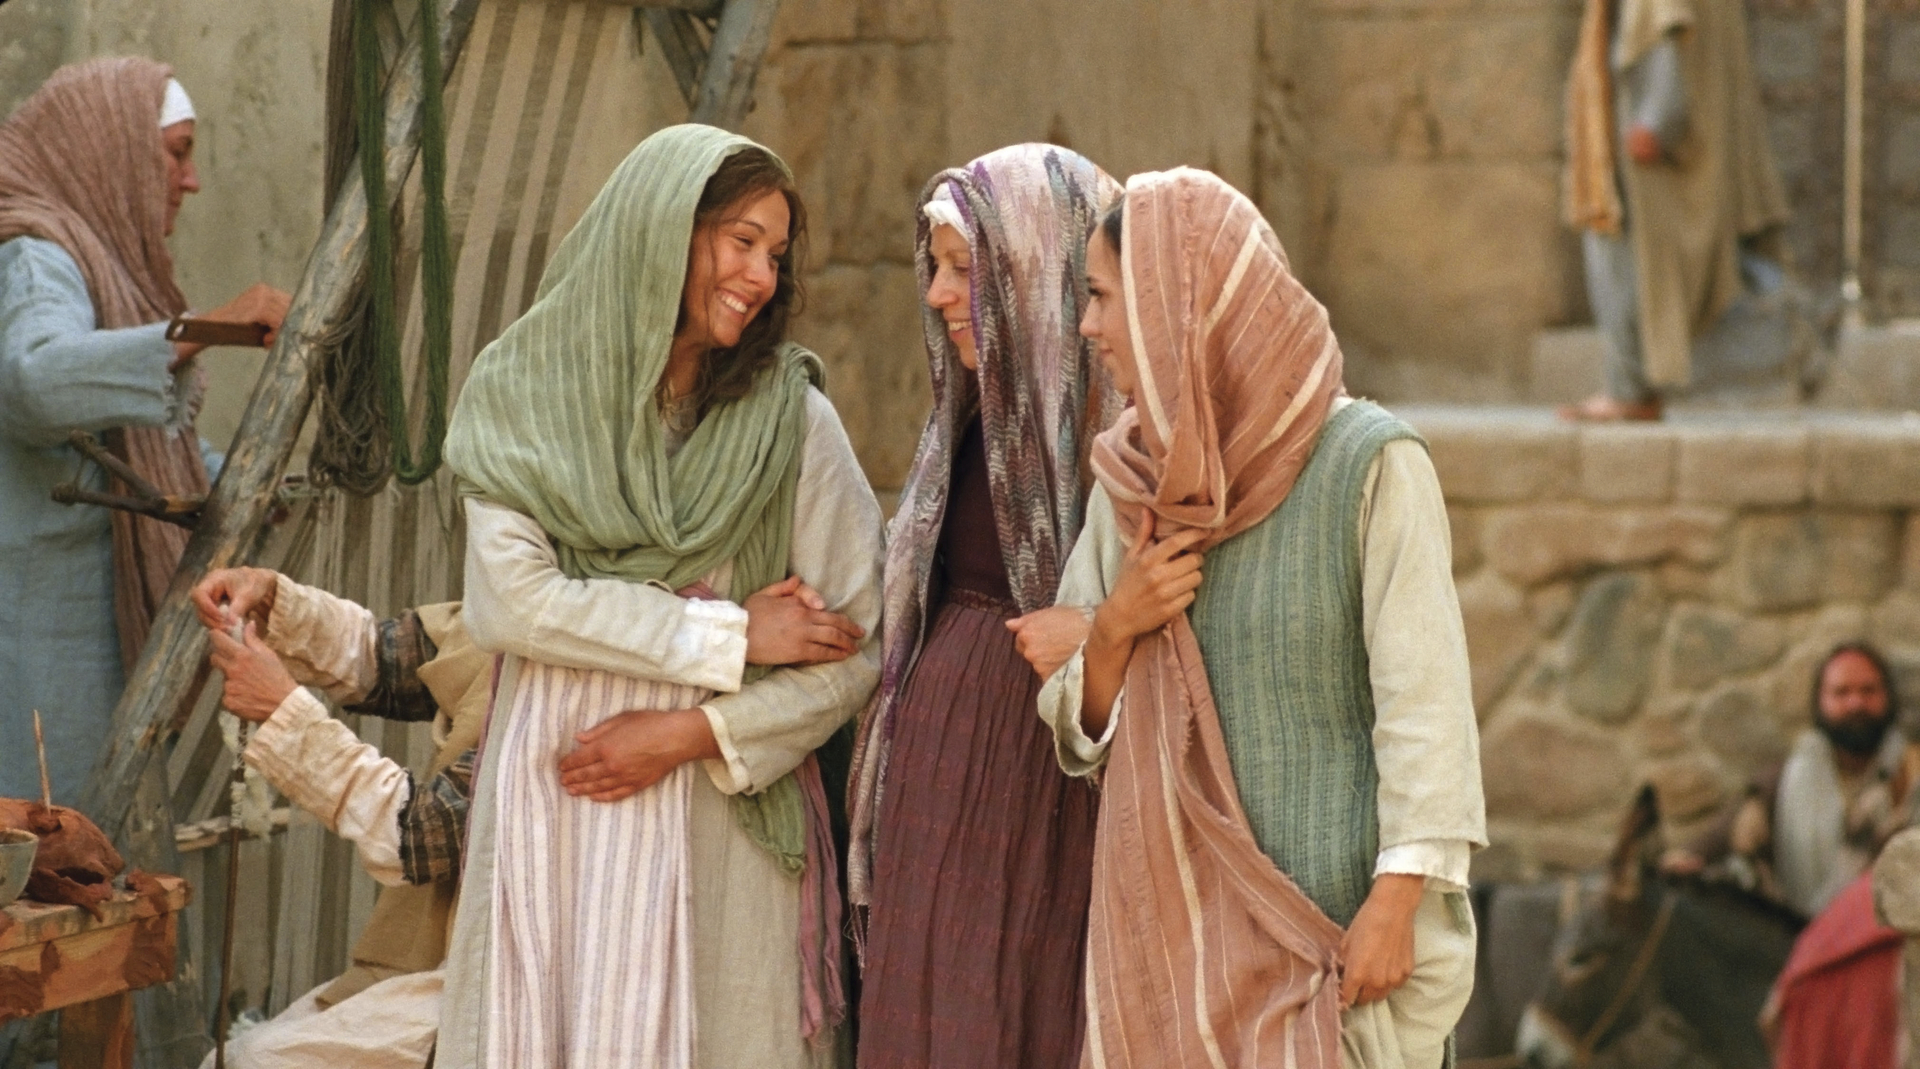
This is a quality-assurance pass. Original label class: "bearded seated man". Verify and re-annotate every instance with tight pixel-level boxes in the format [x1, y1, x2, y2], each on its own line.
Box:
[1664, 642, 1917, 917]
[1659, 643, 1914, 1069]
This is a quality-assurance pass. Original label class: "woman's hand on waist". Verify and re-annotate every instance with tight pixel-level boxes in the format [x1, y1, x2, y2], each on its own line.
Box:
[558, 707, 721, 802]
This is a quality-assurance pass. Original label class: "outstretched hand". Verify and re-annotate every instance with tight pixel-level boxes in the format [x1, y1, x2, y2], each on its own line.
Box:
[743, 575, 866, 666]
[170, 283, 292, 369]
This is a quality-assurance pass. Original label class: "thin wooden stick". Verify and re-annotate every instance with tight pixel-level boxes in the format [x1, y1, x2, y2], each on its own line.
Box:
[32, 710, 50, 810]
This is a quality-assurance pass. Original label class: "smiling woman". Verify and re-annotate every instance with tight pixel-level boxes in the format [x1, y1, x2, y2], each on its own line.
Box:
[664, 147, 806, 414]
[439, 124, 882, 1069]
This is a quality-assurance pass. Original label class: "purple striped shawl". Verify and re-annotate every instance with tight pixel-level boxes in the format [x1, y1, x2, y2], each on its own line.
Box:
[847, 144, 1121, 929]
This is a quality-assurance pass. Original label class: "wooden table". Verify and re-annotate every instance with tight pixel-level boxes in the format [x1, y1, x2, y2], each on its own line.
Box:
[0, 875, 190, 1068]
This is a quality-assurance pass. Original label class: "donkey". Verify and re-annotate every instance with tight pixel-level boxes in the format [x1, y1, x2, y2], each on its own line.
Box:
[1516, 786, 1803, 1069]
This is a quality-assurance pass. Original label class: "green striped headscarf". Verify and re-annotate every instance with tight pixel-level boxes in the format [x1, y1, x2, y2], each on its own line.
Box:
[446, 123, 820, 868]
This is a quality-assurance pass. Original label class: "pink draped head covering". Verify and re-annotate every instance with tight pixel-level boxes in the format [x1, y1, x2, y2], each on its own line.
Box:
[1080, 167, 1350, 1069]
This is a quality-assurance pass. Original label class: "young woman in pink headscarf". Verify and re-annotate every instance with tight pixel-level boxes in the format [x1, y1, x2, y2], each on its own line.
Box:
[1034, 168, 1487, 1069]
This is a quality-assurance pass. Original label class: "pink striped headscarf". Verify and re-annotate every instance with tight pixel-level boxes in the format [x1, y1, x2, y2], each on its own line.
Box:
[1081, 168, 1347, 1069]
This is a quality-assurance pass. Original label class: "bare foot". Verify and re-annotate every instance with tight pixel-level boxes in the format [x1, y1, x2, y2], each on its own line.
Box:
[1557, 394, 1663, 422]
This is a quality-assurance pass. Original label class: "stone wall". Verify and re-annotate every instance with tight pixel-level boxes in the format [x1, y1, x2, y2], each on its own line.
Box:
[1406, 407, 1920, 879]
[1278, 0, 1587, 403]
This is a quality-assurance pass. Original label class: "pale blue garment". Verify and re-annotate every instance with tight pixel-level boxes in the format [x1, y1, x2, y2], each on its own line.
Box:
[0, 235, 197, 805]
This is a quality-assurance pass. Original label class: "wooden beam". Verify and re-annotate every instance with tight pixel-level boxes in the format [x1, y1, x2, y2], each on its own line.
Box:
[640, 8, 709, 110]
[77, 0, 483, 877]
[691, 0, 781, 127]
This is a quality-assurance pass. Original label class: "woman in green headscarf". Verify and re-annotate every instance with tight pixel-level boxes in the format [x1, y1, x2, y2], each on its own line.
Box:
[437, 124, 882, 1069]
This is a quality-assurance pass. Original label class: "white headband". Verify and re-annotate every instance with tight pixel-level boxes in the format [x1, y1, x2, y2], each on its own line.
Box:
[159, 79, 195, 128]
[922, 182, 965, 234]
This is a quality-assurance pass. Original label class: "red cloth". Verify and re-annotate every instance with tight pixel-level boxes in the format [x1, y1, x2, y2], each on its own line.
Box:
[1772, 872, 1904, 1069]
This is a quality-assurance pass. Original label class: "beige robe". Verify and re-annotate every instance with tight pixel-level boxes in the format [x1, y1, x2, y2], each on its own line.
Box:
[439, 388, 882, 1069]
[1564, 0, 1789, 387]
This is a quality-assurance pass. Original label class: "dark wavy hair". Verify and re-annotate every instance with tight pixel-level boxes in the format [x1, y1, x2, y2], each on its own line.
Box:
[668, 146, 808, 412]
[1099, 193, 1125, 253]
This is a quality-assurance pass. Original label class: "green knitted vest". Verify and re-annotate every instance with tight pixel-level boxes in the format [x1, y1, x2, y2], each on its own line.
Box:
[1187, 400, 1423, 927]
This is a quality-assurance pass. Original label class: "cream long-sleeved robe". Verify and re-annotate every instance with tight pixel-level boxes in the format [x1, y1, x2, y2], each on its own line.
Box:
[192, 577, 440, 1069]
[1038, 398, 1486, 1069]
[438, 387, 882, 1069]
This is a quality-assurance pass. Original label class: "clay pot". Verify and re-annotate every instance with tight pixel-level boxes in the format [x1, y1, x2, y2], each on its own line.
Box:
[0, 829, 34, 909]
[0, 800, 123, 915]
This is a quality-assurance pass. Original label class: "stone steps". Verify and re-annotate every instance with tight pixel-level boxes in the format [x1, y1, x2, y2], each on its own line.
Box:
[1527, 321, 1920, 413]
[1395, 403, 1920, 510]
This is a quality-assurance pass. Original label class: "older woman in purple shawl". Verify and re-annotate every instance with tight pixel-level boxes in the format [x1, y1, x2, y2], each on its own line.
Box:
[846, 145, 1121, 1067]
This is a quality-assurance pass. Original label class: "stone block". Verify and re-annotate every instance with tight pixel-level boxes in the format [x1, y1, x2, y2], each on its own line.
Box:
[0, 0, 70, 118]
[756, 42, 948, 267]
[1727, 514, 1825, 612]
[947, 0, 1259, 194]
[1527, 581, 1577, 633]
[1644, 756, 1727, 822]
[1633, 698, 1695, 758]
[1821, 513, 1902, 601]
[1656, 560, 1714, 598]
[1725, 513, 1898, 610]
[1458, 571, 1535, 710]
[1530, 328, 1607, 405]
[1481, 714, 1632, 821]
[1320, 163, 1575, 399]
[1696, 682, 1790, 774]
[1751, 13, 1822, 83]
[1422, 420, 1578, 504]
[772, 0, 857, 42]
[1811, 420, 1920, 507]
[1565, 574, 1668, 724]
[1673, 426, 1809, 506]
[1482, 504, 1730, 586]
[1664, 606, 1787, 691]
[1311, 10, 1571, 164]
[1874, 828, 1920, 932]
[853, 0, 945, 41]
[1579, 425, 1676, 503]
[793, 263, 930, 490]
[1876, 593, 1920, 650]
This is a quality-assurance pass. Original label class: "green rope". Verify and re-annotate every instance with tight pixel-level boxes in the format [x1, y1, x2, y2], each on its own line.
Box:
[354, 0, 453, 486]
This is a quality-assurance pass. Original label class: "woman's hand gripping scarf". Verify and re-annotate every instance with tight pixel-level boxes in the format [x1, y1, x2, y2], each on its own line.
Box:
[1079, 168, 1348, 1069]
[845, 144, 1121, 939]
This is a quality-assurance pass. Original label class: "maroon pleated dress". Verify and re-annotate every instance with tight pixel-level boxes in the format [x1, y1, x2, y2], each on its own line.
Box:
[857, 417, 1100, 1069]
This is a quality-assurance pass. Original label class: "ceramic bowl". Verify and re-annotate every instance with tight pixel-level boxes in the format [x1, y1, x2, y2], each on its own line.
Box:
[0, 828, 37, 909]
